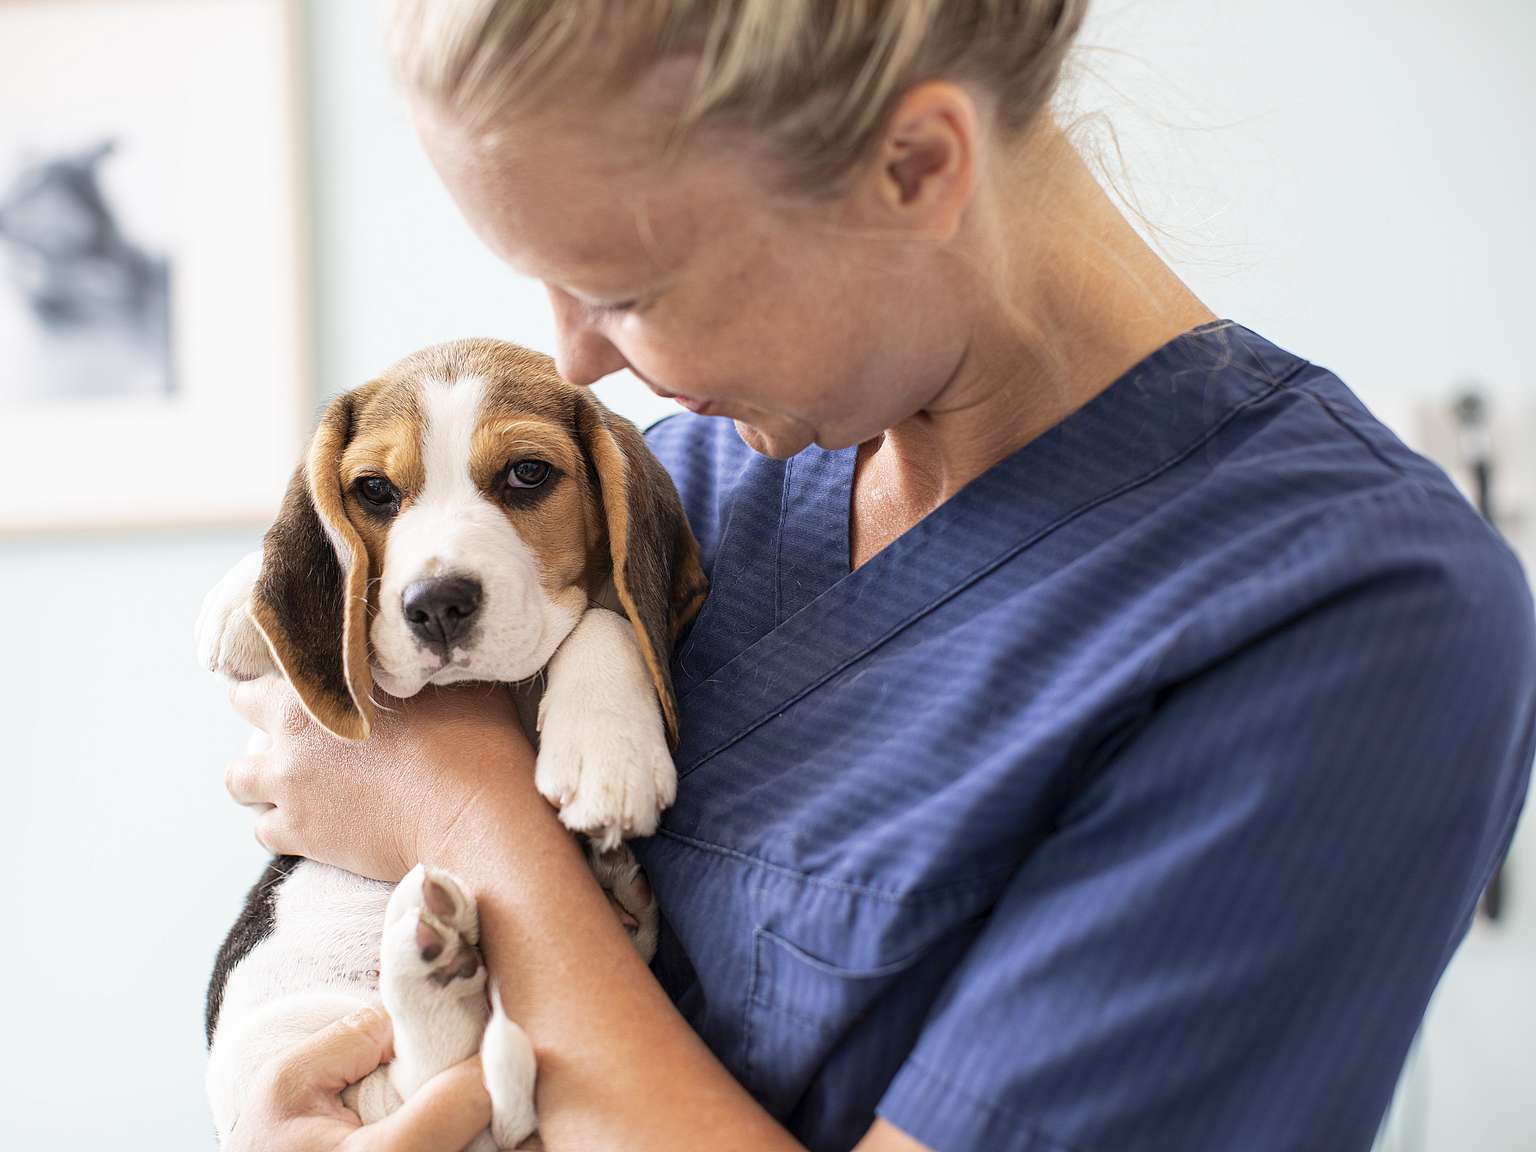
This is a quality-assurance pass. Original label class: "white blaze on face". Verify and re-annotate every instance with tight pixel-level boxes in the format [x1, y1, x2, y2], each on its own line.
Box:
[370, 375, 582, 696]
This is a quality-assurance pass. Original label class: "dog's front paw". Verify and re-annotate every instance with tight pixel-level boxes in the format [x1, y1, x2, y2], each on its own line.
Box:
[195, 549, 271, 680]
[535, 606, 678, 851]
[382, 865, 485, 999]
[535, 701, 674, 852]
[586, 841, 659, 961]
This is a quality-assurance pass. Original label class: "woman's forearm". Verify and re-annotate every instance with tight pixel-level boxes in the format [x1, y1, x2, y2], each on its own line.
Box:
[431, 768, 803, 1152]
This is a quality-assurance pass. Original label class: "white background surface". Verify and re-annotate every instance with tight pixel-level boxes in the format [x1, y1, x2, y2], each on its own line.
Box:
[0, 1, 1531, 1147]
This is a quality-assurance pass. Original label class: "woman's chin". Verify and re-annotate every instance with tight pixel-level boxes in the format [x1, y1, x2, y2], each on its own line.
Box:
[733, 417, 815, 460]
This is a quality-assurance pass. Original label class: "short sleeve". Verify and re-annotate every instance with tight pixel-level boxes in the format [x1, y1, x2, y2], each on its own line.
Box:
[877, 490, 1536, 1152]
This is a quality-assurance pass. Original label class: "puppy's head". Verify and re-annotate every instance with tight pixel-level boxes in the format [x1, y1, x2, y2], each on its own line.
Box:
[250, 339, 706, 744]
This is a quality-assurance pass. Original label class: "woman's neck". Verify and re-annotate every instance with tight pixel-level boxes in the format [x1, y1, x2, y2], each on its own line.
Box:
[849, 125, 1216, 570]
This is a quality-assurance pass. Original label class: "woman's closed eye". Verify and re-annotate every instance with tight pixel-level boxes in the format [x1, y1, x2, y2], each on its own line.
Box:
[587, 297, 640, 318]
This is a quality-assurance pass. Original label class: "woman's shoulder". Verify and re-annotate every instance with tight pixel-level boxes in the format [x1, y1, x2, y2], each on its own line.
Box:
[1096, 327, 1536, 752]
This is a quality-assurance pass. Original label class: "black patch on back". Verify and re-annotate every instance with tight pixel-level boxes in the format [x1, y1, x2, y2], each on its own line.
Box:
[205, 855, 301, 1046]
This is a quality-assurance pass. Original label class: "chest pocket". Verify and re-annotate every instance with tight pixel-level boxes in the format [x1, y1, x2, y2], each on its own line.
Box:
[740, 910, 989, 1125]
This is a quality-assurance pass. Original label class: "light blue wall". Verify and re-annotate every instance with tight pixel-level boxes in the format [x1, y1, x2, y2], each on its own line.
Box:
[1, 1, 1532, 1148]
[0, 529, 264, 1146]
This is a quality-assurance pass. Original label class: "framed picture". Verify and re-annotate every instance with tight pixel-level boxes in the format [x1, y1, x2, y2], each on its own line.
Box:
[0, 0, 308, 532]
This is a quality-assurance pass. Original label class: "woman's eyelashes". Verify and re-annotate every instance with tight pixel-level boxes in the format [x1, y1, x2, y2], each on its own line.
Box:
[582, 289, 662, 320]
[589, 298, 638, 317]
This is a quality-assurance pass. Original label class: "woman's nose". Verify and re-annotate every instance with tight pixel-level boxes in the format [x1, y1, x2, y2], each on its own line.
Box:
[548, 289, 629, 387]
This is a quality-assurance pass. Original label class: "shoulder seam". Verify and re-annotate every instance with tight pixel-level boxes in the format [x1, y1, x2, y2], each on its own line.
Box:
[1273, 366, 1424, 487]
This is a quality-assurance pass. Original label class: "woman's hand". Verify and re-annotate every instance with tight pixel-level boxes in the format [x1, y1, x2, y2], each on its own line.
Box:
[225, 675, 544, 882]
[229, 1006, 492, 1152]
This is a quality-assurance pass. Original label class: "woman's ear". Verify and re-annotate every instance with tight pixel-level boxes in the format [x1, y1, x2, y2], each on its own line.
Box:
[248, 391, 375, 741]
[575, 394, 708, 749]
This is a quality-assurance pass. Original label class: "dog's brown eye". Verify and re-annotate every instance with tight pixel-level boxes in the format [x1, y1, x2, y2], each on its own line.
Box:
[505, 459, 551, 489]
[355, 475, 399, 509]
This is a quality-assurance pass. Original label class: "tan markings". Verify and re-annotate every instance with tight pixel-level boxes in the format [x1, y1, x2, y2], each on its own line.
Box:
[473, 418, 584, 477]
[339, 410, 426, 588]
[341, 421, 425, 495]
[362, 338, 603, 612]
[587, 423, 680, 745]
[470, 413, 599, 603]
[250, 385, 382, 741]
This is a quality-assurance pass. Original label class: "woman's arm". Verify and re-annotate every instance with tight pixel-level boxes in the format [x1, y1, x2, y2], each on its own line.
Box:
[429, 761, 800, 1151]
[431, 745, 927, 1152]
[227, 677, 926, 1151]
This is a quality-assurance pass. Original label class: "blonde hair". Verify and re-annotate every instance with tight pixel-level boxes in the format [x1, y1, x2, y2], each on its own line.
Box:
[389, 0, 1088, 191]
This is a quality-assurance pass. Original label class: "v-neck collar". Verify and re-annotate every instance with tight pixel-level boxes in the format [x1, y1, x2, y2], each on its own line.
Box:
[777, 445, 856, 621]
[671, 320, 1305, 775]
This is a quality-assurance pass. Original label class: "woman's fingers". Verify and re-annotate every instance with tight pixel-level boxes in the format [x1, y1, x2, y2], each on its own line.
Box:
[225, 754, 271, 807]
[263, 1007, 395, 1109]
[226, 754, 291, 853]
[356, 1055, 493, 1152]
[229, 673, 311, 737]
[229, 674, 277, 729]
[255, 805, 295, 856]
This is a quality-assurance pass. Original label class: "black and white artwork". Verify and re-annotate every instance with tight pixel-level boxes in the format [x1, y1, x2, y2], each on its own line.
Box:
[0, 137, 175, 403]
[0, 0, 306, 532]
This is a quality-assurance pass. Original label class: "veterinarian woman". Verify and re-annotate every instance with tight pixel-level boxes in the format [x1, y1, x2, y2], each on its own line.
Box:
[223, 3, 1536, 1149]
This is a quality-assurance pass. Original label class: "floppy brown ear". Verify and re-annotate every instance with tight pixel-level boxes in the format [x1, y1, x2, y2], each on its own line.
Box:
[248, 392, 375, 742]
[576, 396, 708, 749]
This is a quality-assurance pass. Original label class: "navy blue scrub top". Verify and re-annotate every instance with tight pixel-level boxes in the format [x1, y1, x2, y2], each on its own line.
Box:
[631, 320, 1536, 1152]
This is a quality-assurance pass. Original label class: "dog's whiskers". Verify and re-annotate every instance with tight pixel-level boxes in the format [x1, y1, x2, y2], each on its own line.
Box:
[367, 691, 402, 716]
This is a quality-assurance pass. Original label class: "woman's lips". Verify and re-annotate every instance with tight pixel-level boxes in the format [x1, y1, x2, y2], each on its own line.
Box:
[645, 380, 716, 415]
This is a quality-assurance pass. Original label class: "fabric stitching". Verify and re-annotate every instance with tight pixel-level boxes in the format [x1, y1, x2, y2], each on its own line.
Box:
[670, 451, 778, 686]
[1284, 375, 1412, 479]
[896, 1055, 1092, 1152]
[680, 374, 1294, 775]
[1103, 478, 1492, 716]
[741, 927, 763, 1084]
[775, 456, 791, 626]
[656, 828, 1019, 903]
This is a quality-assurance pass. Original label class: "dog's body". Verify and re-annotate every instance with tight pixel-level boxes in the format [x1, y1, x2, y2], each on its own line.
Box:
[197, 339, 705, 1148]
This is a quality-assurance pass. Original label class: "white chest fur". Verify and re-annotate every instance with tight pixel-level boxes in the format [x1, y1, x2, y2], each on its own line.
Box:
[220, 860, 392, 1018]
[205, 861, 393, 1140]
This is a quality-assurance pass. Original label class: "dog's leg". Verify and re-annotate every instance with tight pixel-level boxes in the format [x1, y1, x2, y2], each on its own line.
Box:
[585, 840, 660, 962]
[381, 864, 528, 1150]
[196, 548, 273, 680]
[380, 865, 491, 1094]
[536, 606, 676, 850]
[482, 983, 539, 1149]
[342, 1063, 403, 1127]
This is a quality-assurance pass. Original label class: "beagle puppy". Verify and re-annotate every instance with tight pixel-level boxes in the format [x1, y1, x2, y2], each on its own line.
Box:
[195, 338, 706, 1149]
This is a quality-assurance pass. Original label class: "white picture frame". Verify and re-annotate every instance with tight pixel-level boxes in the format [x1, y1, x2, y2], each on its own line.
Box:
[0, 0, 309, 533]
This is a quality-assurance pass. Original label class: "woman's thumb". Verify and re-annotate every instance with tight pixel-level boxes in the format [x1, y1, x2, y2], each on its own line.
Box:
[266, 1005, 395, 1104]
[360, 1055, 493, 1152]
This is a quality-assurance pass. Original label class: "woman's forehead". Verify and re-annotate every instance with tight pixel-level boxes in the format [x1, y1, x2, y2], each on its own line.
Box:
[418, 99, 745, 285]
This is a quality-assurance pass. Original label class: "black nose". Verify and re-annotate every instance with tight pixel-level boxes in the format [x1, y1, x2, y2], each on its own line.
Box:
[402, 576, 482, 650]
